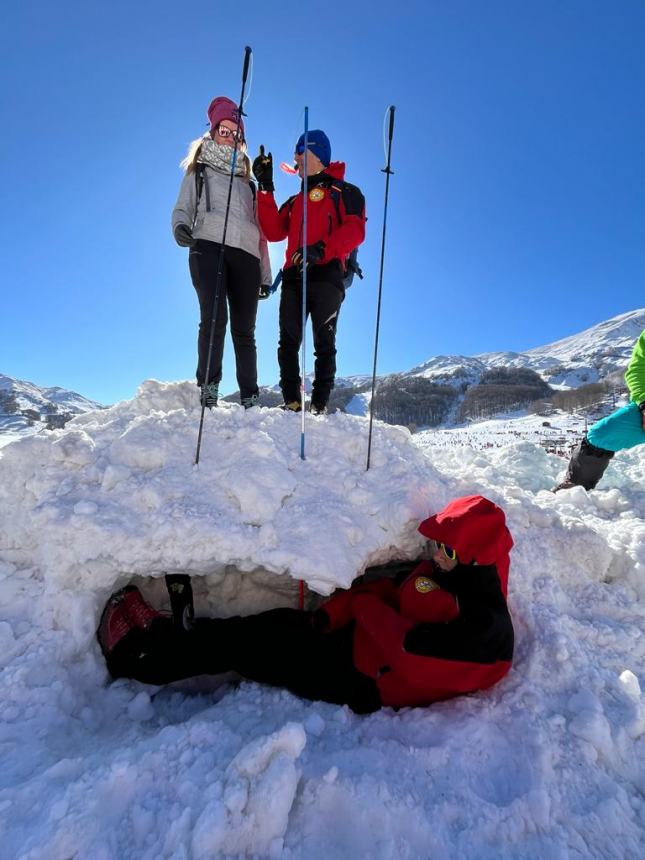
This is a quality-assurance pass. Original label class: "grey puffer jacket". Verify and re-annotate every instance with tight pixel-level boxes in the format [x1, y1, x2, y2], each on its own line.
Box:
[172, 166, 272, 286]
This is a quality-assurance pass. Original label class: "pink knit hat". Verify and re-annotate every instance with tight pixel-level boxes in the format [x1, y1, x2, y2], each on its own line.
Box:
[206, 96, 245, 138]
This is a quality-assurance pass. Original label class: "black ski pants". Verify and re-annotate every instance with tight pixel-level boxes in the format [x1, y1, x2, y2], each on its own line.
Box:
[107, 608, 381, 714]
[189, 240, 260, 399]
[278, 268, 344, 405]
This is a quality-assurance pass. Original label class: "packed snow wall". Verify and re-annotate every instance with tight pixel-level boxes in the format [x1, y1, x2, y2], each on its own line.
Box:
[0, 380, 453, 635]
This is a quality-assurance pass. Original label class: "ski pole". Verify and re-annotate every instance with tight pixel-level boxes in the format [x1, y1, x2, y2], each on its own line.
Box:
[300, 107, 309, 460]
[366, 105, 396, 471]
[195, 45, 252, 465]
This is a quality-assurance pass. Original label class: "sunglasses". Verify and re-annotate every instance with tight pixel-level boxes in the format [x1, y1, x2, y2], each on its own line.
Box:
[216, 124, 244, 143]
[428, 540, 457, 561]
[295, 141, 323, 155]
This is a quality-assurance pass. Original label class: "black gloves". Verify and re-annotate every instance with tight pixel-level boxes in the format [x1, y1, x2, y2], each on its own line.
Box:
[252, 145, 274, 192]
[174, 224, 196, 248]
[291, 241, 325, 270]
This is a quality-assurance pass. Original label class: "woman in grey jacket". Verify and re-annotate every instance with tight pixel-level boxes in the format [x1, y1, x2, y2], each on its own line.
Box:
[172, 96, 271, 409]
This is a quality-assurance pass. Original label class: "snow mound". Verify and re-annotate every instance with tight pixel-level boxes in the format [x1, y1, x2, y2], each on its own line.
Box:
[0, 379, 449, 606]
[1, 378, 644, 858]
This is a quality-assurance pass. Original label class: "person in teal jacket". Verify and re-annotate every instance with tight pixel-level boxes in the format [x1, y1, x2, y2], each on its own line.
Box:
[555, 328, 645, 491]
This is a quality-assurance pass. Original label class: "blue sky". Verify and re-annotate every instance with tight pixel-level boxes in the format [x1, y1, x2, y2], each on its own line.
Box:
[2, 0, 644, 405]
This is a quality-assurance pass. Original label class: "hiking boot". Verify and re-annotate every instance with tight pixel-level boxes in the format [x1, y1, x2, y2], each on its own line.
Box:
[241, 393, 259, 410]
[280, 400, 302, 412]
[97, 587, 139, 657]
[309, 401, 327, 415]
[552, 480, 576, 493]
[200, 383, 219, 409]
[122, 587, 166, 630]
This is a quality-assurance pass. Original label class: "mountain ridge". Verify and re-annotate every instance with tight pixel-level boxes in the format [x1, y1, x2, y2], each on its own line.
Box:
[3, 308, 643, 442]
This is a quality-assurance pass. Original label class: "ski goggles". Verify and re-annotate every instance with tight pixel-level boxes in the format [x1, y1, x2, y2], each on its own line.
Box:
[215, 124, 244, 143]
[427, 540, 458, 561]
[295, 141, 321, 155]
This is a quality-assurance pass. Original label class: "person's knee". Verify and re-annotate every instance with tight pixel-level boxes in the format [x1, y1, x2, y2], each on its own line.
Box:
[230, 325, 256, 344]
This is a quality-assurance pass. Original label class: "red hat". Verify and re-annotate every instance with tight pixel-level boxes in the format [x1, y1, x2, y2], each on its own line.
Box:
[206, 96, 245, 138]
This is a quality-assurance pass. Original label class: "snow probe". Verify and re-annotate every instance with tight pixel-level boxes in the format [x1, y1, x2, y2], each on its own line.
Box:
[300, 108, 310, 460]
[366, 106, 396, 471]
[194, 45, 252, 466]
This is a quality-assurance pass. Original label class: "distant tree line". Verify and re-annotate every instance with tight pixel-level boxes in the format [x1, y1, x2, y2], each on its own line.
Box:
[0, 391, 19, 415]
[223, 366, 626, 432]
[0, 390, 73, 429]
[550, 380, 618, 413]
[457, 368, 552, 421]
[371, 376, 459, 428]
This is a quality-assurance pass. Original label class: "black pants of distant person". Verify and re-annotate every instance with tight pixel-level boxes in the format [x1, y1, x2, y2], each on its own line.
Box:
[279, 263, 345, 407]
[189, 239, 260, 400]
[106, 608, 381, 714]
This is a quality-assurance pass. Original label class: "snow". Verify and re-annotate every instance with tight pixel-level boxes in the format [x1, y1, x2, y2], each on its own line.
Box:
[0, 372, 103, 416]
[1, 379, 644, 858]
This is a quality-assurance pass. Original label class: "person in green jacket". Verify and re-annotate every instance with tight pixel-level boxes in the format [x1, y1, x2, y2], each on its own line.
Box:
[555, 328, 645, 491]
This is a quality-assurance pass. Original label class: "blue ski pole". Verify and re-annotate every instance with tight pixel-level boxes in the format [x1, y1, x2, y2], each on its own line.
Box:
[300, 108, 309, 460]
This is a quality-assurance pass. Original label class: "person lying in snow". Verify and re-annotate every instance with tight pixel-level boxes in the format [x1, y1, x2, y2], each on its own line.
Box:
[97, 495, 514, 713]
[554, 327, 645, 491]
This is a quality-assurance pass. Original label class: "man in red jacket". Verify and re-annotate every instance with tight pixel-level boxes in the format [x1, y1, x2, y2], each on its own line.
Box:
[98, 496, 514, 713]
[252, 130, 366, 413]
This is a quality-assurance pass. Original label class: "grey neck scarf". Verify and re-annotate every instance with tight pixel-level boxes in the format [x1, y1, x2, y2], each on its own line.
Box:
[197, 138, 246, 176]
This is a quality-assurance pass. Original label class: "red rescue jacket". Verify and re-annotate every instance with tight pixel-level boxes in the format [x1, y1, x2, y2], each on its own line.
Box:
[256, 162, 366, 274]
[319, 495, 514, 708]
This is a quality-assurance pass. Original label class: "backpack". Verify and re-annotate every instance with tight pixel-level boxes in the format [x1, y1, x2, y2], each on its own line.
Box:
[328, 183, 364, 290]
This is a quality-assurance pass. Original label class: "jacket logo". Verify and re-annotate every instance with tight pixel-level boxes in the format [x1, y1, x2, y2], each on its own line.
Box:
[414, 576, 438, 594]
[309, 187, 325, 202]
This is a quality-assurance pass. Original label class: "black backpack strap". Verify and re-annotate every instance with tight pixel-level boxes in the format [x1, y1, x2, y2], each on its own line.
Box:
[329, 182, 344, 226]
[347, 249, 364, 280]
[194, 163, 210, 213]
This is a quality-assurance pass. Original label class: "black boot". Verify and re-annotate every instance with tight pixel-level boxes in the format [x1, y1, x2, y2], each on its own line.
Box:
[554, 437, 614, 491]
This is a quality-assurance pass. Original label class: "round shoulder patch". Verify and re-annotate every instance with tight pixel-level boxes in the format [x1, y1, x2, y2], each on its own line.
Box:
[414, 576, 439, 594]
[309, 187, 325, 202]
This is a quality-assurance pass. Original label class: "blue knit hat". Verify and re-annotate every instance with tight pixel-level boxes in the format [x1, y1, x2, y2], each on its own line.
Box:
[295, 129, 331, 167]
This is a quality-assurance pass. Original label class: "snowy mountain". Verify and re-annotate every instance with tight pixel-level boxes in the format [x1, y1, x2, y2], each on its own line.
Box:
[403, 307, 645, 390]
[321, 308, 644, 427]
[0, 373, 104, 447]
[0, 380, 643, 857]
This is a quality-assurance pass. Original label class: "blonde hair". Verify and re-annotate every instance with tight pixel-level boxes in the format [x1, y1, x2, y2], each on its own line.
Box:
[180, 136, 251, 178]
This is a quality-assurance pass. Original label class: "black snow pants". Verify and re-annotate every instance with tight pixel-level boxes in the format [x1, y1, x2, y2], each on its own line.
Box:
[564, 437, 615, 490]
[189, 239, 260, 399]
[278, 263, 345, 406]
[107, 608, 381, 714]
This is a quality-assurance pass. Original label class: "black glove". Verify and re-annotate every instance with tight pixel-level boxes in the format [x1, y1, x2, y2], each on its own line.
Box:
[291, 241, 325, 270]
[174, 223, 196, 248]
[259, 285, 272, 300]
[252, 145, 274, 192]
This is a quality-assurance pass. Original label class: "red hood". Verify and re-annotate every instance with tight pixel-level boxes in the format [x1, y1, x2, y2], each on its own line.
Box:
[418, 495, 513, 593]
[322, 161, 346, 181]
